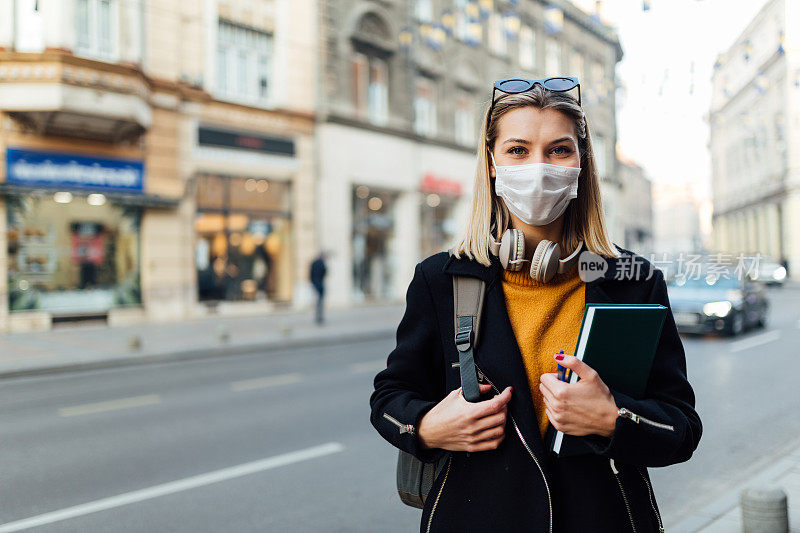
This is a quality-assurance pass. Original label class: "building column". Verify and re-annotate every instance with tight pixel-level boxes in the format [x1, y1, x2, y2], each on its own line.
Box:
[320, 177, 352, 307]
[393, 190, 421, 301]
[140, 201, 196, 322]
[782, 192, 800, 280]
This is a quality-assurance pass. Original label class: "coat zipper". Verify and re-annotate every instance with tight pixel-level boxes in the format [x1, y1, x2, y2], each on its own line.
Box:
[609, 458, 637, 533]
[617, 408, 675, 431]
[425, 454, 452, 533]
[382, 412, 415, 435]
[474, 364, 553, 533]
[638, 466, 665, 533]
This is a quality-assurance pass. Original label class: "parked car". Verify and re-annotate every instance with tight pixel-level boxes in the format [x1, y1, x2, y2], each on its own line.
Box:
[748, 259, 787, 287]
[667, 273, 768, 336]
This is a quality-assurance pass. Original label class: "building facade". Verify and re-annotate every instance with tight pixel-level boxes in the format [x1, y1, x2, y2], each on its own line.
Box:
[709, 0, 800, 277]
[316, 0, 623, 306]
[0, 0, 316, 331]
[617, 149, 653, 255]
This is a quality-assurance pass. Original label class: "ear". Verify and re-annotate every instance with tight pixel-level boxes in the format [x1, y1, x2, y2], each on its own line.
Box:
[487, 149, 496, 179]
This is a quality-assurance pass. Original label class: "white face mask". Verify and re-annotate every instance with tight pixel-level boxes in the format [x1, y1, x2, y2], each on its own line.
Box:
[490, 151, 580, 226]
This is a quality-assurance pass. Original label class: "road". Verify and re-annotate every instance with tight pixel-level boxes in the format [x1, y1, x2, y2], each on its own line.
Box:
[0, 286, 798, 532]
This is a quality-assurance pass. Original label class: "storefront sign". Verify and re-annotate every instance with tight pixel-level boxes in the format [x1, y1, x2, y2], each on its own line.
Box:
[5, 148, 144, 192]
[198, 127, 295, 156]
[420, 173, 463, 196]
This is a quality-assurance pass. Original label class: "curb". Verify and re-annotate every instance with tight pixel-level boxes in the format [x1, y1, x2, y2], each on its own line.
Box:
[0, 328, 396, 380]
[668, 435, 800, 532]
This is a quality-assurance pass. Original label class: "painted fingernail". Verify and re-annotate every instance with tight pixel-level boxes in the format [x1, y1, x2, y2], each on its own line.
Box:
[555, 354, 564, 361]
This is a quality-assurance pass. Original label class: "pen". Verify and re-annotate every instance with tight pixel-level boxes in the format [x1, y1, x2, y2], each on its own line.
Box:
[556, 350, 567, 382]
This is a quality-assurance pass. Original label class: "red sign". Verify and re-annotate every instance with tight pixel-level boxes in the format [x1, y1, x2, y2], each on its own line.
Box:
[420, 174, 463, 196]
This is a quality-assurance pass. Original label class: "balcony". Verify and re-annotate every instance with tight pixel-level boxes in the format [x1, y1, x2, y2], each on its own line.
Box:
[0, 51, 151, 142]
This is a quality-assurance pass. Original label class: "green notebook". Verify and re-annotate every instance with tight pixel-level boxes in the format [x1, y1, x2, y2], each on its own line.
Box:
[549, 303, 668, 456]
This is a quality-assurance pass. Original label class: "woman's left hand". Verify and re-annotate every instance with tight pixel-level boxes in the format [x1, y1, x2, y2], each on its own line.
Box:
[539, 353, 619, 438]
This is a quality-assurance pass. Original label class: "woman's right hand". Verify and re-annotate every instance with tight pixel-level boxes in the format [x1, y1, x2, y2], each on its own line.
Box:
[417, 383, 513, 453]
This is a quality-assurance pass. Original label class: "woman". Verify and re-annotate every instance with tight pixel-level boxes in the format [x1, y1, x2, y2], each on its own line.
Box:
[369, 79, 701, 533]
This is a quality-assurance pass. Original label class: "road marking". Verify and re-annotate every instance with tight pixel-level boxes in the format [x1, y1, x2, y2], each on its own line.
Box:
[0, 442, 345, 532]
[230, 372, 303, 392]
[729, 330, 781, 353]
[349, 359, 386, 374]
[58, 394, 161, 418]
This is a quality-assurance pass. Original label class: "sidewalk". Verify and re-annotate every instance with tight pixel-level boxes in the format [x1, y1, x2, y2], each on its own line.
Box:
[671, 437, 800, 532]
[0, 303, 405, 379]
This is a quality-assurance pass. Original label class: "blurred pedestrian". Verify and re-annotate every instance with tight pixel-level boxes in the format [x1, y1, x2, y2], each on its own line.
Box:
[309, 251, 328, 324]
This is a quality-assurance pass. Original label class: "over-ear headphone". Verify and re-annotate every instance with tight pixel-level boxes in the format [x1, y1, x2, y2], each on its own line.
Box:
[488, 228, 583, 283]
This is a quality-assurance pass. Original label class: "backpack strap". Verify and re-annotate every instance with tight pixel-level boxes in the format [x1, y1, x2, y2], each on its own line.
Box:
[452, 275, 486, 403]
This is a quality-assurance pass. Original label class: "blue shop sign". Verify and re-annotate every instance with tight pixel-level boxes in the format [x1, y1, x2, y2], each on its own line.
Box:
[5, 148, 144, 193]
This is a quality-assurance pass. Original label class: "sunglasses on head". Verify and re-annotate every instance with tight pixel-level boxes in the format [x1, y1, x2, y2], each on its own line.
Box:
[486, 76, 581, 134]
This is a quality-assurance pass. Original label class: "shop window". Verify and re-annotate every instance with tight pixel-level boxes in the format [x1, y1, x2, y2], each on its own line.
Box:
[216, 20, 273, 104]
[420, 193, 460, 259]
[75, 0, 119, 61]
[7, 194, 141, 315]
[194, 174, 292, 303]
[351, 185, 397, 301]
[414, 76, 437, 137]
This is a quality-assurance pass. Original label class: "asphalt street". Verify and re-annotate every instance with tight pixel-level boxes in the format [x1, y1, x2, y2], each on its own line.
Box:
[0, 286, 798, 532]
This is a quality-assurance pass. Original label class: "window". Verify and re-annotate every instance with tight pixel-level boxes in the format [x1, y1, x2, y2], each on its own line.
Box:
[455, 92, 475, 146]
[454, 0, 482, 44]
[414, 76, 437, 137]
[488, 12, 506, 56]
[415, 0, 433, 22]
[545, 38, 562, 75]
[351, 52, 368, 119]
[519, 26, 535, 70]
[594, 135, 607, 177]
[7, 194, 141, 314]
[592, 60, 606, 100]
[75, 0, 118, 60]
[351, 53, 388, 126]
[368, 58, 389, 126]
[216, 20, 273, 104]
[570, 48, 584, 83]
[455, 0, 470, 41]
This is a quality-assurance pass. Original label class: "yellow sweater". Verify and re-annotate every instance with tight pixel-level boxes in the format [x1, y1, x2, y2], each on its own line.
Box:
[501, 263, 585, 439]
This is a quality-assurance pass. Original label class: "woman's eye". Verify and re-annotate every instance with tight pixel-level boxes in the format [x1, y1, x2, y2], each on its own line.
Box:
[552, 145, 573, 155]
[508, 146, 526, 155]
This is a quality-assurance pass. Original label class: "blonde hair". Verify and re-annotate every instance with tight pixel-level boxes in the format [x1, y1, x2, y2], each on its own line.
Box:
[451, 85, 619, 266]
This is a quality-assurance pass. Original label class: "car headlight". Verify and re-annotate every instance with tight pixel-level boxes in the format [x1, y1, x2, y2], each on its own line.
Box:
[773, 266, 787, 281]
[703, 301, 732, 317]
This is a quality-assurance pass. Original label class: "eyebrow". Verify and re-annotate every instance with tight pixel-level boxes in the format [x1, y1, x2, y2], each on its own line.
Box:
[501, 136, 576, 145]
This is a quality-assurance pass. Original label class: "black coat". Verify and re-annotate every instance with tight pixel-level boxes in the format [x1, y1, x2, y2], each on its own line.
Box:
[310, 258, 327, 294]
[369, 248, 702, 533]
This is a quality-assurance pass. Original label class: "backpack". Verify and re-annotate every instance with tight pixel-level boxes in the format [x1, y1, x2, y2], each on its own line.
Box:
[396, 275, 486, 508]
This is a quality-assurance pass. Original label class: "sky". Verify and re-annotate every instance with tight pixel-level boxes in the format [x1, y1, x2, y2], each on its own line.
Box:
[573, 0, 768, 198]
